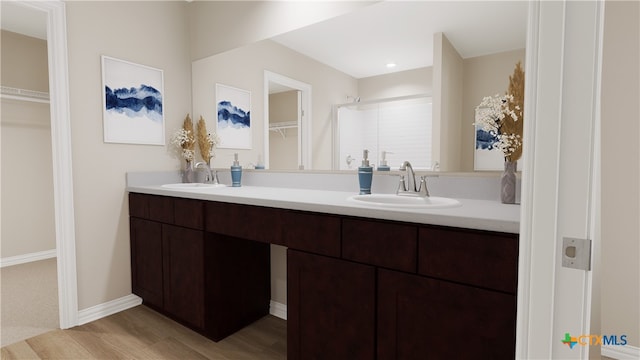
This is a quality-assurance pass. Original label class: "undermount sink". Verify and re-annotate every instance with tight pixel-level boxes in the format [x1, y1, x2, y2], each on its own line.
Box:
[161, 183, 227, 190]
[348, 194, 461, 209]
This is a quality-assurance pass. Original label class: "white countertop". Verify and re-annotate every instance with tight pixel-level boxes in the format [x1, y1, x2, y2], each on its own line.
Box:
[127, 184, 520, 234]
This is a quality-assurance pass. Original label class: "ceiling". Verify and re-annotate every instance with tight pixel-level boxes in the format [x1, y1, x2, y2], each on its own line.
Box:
[1, 2, 47, 40]
[1, 1, 528, 80]
[272, 1, 528, 79]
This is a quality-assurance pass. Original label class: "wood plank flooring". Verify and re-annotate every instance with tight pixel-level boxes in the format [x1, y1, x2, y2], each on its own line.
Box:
[1, 305, 286, 359]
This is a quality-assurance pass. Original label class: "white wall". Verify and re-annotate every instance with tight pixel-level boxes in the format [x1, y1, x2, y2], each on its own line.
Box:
[1, 30, 55, 258]
[65, 1, 192, 310]
[601, 0, 640, 348]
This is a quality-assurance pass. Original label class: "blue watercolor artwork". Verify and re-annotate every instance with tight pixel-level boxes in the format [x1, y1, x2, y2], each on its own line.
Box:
[217, 100, 250, 129]
[474, 109, 503, 170]
[475, 128, 499, 150]
[216, 84, 252, 149]
[105, 84, 163, 122]
[102, 56, 165, 145]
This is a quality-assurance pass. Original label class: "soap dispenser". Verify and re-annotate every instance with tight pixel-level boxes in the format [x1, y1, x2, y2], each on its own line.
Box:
[358, 149, 373, 195]
[231, 153, 242, 187]
[377, 151, 391, 171]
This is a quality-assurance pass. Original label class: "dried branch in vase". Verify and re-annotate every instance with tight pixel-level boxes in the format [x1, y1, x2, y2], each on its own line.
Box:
[196, 115, 220, 164]
[502, 61, 525, 161]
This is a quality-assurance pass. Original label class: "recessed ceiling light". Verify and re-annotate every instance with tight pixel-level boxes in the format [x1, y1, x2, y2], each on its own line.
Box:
[386, 63, 397, 69]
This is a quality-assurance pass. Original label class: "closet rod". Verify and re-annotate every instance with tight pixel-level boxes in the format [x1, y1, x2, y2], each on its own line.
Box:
[0, 86, 50, 104]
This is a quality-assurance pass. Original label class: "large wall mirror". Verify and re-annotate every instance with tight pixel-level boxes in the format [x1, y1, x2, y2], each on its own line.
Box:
[191, 1, 527, 172]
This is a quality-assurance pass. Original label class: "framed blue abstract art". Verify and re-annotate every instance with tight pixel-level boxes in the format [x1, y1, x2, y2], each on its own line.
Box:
[216, 83, 252, 149]
[101, 56, 165, 145]
[474, 107, 504, 171]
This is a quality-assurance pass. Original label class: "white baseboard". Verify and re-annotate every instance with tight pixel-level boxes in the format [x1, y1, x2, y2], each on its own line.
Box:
[77, 294, 142, 326]
[0, 249, 57, 268]
[270, 300, 287, 320]
[602, 344, 640, 359]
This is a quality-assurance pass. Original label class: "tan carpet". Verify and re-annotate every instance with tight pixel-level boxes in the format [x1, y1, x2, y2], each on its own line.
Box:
[1, 258, 59, 347]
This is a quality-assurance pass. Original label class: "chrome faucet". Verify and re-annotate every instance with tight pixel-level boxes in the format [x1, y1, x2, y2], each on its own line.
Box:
[195, 162, 218, 184]
[397, 161, 429, 197]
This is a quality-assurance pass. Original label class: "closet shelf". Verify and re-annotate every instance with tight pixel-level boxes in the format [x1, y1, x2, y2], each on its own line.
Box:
[269, 121, 297, 139]
[0, 86, 50, 103]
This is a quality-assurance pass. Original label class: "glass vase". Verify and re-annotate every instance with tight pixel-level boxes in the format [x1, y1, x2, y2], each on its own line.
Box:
[182, 160, 194, 183]
[501, 160, 517, 204]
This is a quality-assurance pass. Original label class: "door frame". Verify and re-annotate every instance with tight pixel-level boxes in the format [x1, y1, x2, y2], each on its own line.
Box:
[516, 1, 602, 358]
[18, 0, 79, 329]
[263, 70, 312, 170]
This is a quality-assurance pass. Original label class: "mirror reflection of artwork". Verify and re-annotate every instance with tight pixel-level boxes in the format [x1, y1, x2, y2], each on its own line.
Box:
[216, 83, 252, 149]
[474, 108, 504, 170]
[101, 56, 164, 145]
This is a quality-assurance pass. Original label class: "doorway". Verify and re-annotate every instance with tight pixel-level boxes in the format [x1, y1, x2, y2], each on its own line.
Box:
[0, 1, 78, 332]
[0, 3, 58, 346]
[263, 70, 312, 170]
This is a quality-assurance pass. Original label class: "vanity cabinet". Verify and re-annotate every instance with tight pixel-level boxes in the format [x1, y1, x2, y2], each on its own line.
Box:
[287, 249, 375, 360]
[377, 269, 516, 359]
[161, 224, 204, 329]
[129, 191, 518, 357]
[130, 217, 163, 309]
[129, 193, 270, 341]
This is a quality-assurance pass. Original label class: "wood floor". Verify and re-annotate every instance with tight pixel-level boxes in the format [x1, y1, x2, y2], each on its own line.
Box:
[1, 305, 286, 359]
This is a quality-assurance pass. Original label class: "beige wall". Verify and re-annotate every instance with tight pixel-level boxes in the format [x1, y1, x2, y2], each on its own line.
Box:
[269, 90, 298, 170]
[0, 31, 55, 258]
[192, 39, 357, 171]
[601, 0, 640, 348]
[0, 30, 49, 92]
[461, 49, 526, 172]
[357, 67, 433, 101]
[188, 1, 373, 61]
[433, 33, 463, 172]
[65, 1, 192, 310]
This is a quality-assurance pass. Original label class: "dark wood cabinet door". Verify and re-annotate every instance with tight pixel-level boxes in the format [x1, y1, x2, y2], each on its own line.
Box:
[378, 269, 516, 360]
[288, 250, 376, 360]
[204, 233, 270, 341]
[162, 224, 204, 329]
[130, 218, 163, 309]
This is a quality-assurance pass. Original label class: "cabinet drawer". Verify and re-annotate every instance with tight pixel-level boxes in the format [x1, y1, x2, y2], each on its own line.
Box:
[342, 218, 417, 273]
[282, 211, 341, 257]
[174, 198, 204, 230]
[129, 193, 148, 219]
[129, 193, 174, 223]
[148, 195, 174, 223]
[418, 227, 518, 293]
[204, 202, 283, 244]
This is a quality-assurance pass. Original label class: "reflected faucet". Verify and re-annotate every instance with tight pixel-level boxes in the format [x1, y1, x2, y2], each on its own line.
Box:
[397, 161, 429, 197]
[195, 162, 219, 184]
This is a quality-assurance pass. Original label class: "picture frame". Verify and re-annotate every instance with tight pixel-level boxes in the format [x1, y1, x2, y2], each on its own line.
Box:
[473, 107, 504, 171]
[216, 83, 252, 149]
[101, 56, 165, 145]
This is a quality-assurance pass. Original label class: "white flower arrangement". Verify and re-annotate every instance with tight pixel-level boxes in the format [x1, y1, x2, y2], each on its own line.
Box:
[205, 132, 220, 158]
[474, 93, 522, 161]
[170, 128, 195, 162]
